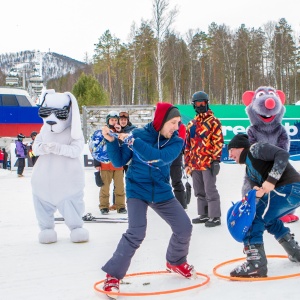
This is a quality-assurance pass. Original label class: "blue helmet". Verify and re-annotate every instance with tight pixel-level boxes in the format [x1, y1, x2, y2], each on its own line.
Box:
[88, 130, 110, 163]
[227, 189, 256, 243]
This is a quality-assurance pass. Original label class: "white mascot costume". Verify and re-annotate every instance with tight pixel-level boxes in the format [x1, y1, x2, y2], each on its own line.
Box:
[31, 89, 89, 244]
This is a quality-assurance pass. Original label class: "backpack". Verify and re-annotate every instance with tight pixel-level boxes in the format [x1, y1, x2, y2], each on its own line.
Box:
[88, 130, 110, 163]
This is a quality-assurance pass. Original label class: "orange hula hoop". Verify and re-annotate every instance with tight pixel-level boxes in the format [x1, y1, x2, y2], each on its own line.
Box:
[94, 270, 210, 297]
[213, 255, 300, 281]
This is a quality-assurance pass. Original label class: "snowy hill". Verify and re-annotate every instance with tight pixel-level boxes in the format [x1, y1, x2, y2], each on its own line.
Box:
[0, 50, 86, 83]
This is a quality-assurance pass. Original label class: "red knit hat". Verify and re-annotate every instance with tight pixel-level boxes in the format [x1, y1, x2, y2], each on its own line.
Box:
[153, 102, 180, 131]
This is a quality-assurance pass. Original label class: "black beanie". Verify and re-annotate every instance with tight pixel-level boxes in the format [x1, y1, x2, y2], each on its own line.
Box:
[153, 103, 181, 131]
[228, 134, 250, 150]
[164, 107, 180, 124]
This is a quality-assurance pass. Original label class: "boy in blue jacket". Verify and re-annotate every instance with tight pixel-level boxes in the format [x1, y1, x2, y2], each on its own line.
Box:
[101, 102, 196, 297]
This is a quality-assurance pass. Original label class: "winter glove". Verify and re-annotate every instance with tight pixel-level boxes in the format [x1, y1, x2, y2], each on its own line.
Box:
[210, 160, 220, 176]
[123, 133, 134, 146]
[40, 143, 52, 154]
[48, 142, 61, 154]
[94, 171, 104, 187]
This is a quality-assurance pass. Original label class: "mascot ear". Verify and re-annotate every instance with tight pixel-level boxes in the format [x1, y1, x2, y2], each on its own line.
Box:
[40, 89, 55, 105]
[276, 90, 286, 104]
[64, 92, 83, 140]
[242, 91, 255, 106]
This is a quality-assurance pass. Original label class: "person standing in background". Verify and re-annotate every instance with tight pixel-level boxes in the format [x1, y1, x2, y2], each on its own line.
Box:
[170, 122, 187, 209]
[15, 133, 27, 177]
[2, 148, 8, 169]
[0, 148, 3, 168]
[29, 131, 39, 166]
[110, 111, 137, 210]
[91, 111, 127, 215]
[185, 91, 224, 227]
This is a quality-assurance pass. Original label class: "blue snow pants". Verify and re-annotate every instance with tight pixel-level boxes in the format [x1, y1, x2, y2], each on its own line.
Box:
[244, 183, 300, 245]
[101, 197, 193, 279]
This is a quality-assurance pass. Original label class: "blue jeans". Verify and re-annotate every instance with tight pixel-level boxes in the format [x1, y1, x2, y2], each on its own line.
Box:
[244, 183, 300, 245]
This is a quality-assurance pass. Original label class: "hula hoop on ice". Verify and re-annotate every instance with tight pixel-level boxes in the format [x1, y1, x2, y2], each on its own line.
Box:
[213, 255, 300, 281]
[94, 270, 210, 297]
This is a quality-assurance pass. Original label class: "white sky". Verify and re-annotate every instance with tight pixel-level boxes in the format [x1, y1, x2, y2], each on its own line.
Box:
[1, 162, 300, 299]
[1, 0, 300, 62]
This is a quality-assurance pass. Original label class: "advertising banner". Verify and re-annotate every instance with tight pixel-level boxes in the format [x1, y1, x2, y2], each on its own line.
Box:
[178, 105, 300, 162]
[9, 104, 300, 169]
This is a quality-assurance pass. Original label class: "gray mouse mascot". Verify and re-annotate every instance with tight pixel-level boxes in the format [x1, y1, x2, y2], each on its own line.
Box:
[242, 86, 298, 223]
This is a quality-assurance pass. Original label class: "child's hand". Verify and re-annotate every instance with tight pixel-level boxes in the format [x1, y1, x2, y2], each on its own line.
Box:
[253, 186, 265, 198]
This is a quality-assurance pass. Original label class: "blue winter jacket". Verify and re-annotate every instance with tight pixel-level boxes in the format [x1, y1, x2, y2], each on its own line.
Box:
[106, 122, 183, 203]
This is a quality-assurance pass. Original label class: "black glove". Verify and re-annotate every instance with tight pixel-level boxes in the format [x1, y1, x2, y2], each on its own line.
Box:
[94, 171, 104, 187]
[210, 160, 220, 176]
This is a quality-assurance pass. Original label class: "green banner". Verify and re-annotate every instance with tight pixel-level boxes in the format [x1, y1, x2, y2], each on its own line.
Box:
[178, 104, 300, 161]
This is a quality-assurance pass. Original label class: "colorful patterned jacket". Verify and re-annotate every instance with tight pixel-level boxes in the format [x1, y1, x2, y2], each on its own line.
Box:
[184, 110, 223, 171]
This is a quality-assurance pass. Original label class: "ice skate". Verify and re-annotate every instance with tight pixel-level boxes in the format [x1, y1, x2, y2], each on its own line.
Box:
[166, 261, 197, 279]
[103, 274, 119, 299]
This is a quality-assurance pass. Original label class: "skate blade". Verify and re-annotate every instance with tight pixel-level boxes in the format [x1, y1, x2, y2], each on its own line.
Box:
[166, 268, 198, 279]
[105, 287, 119, 299]
[190, 270, 198, 279]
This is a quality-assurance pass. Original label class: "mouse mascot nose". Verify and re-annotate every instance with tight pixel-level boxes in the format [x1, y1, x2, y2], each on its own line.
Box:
[265, 98, 275, 109]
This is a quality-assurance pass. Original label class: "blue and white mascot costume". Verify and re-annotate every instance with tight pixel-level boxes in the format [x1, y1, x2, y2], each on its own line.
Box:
[31, 89, 89, 244]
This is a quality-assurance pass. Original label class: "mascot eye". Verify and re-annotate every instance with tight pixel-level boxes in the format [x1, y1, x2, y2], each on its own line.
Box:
[255, 91, 265, 98]
[269, 91, 276, 96]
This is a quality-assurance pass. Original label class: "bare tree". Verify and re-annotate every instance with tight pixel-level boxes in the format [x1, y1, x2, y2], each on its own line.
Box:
[151, 0, 177, 102]
[128, 22, 148, 105]
[263, 21, 277, 86]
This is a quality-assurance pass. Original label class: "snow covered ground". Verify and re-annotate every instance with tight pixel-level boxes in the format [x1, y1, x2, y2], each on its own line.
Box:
[1, 162, 300, 300]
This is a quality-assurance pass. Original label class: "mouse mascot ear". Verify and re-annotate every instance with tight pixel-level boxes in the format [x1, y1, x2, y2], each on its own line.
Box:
[64, 92, 83, 140]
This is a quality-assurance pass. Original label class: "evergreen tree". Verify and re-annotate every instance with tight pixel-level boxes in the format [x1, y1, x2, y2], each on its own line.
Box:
[72, 72, 108, 111]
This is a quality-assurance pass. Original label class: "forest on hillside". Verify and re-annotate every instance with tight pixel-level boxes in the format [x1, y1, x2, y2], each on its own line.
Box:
[26, 2, 300, 105]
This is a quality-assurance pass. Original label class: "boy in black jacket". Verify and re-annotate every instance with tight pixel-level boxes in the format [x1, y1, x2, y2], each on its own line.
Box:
[228, 134, 300, 278]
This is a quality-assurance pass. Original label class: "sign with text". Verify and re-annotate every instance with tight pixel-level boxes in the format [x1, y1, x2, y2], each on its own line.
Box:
[177, 105, 300, 162]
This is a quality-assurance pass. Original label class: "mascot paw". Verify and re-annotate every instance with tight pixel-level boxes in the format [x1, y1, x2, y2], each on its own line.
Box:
[70, 228, 89, 243]
[39, 229, 57, 244]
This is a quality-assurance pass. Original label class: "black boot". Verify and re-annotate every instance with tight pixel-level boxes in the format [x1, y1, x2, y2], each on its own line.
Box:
[230, 244, 268, 277]
[279, 233, 300, 262]
[192, 206, 209, 224]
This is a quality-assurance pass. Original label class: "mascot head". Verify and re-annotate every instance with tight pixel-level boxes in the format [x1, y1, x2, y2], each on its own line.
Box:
[38, 89, 82, 139]
[242, 86, 286, 126]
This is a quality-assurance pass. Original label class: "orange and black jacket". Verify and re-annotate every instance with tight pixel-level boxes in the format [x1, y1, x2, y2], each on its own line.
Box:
[184, 110, 223, 171]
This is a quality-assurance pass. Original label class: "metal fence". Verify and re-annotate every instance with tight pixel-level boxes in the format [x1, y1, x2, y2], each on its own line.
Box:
[82, 105, 156, 142]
